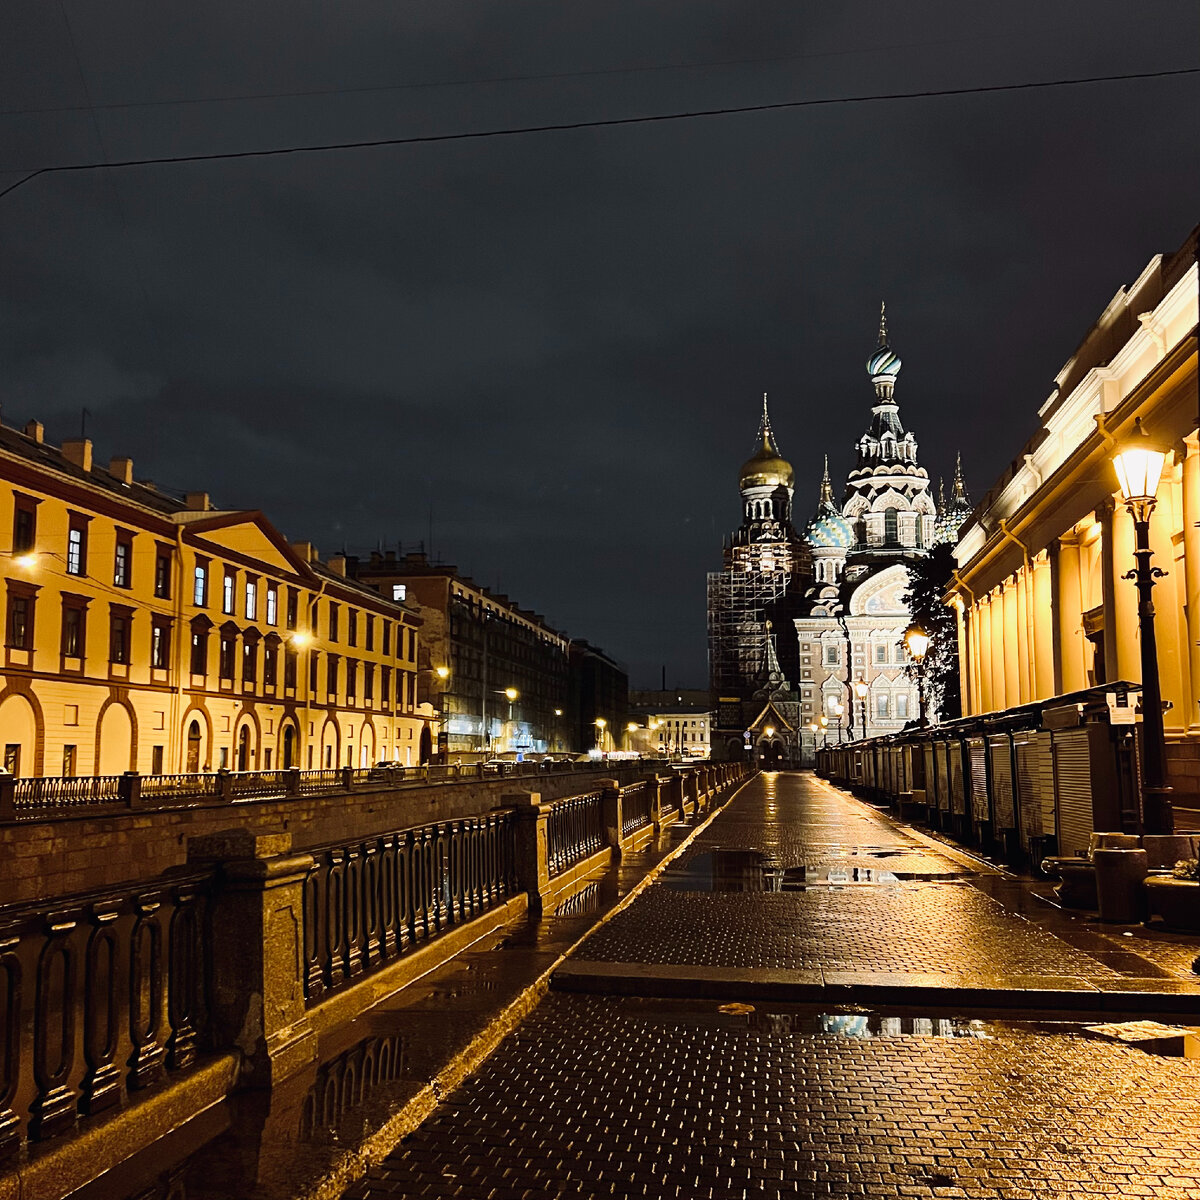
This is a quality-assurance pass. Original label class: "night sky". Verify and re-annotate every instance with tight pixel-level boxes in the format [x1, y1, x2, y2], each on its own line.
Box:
[1, 2, 1196, 687]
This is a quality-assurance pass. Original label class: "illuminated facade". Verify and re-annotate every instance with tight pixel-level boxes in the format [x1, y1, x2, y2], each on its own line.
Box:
[949, 227, 1199, 800]
[0, 421, 423, 777]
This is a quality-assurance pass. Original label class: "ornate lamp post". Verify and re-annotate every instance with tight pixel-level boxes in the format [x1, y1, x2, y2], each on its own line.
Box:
[905, 628, 930, 728]
[853, 678, 868, 740]
[833, 701, 845, 744]
[819, 714, 829, 750]
[1112, 418, 1172, 835]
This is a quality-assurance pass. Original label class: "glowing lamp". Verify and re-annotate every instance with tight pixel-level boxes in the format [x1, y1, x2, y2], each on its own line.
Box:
[436, 665, 450, 679]
[764, 726, 775, 738]
[1112, 418, 1166, 511]
[853, 679, 868, 700]
[905, 629, 930, 662]
[504, 687, 518, 701]
[289, 631, 311, 647]
[14, 553, 37, 569]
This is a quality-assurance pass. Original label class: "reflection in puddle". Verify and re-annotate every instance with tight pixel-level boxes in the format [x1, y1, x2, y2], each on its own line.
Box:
[555, 882, 601, 917]
[659, 849, 970, 891]
[300, 1034, 406, 1142]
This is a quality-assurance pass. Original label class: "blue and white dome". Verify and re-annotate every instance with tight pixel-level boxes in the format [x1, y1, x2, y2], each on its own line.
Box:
[807, 510, 855, 549]
[866, 344, 902, 380]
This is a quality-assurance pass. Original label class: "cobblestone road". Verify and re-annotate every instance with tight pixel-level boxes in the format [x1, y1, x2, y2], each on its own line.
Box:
[348, 773, 1200, 1199]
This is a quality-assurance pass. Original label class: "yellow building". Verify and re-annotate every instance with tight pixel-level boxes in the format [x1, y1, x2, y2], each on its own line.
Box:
[949, 228, 1199, 797]
[0, 420, 424, 777]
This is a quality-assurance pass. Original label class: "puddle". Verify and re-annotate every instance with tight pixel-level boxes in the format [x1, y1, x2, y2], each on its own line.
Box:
[659, 849, 972, 891]
[554, 882, 601, 917]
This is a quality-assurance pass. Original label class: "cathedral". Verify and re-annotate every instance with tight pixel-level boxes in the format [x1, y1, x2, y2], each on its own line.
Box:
[707, 306, 970, 764]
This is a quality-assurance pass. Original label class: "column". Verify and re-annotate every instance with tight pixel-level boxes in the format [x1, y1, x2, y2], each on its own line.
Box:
[1109, 500, 1141, 685]
[1099, 501, 1119, 683]
[1056, 533, 1086, 692]
[1150, 451, 1187, 735]
[1181, 434, 1200, 732]
[1013, 566, 1031, 705]
[1032, 553, 1055, 699]
[1001, 581, 1019, 710]
[953, 597, 971, 716]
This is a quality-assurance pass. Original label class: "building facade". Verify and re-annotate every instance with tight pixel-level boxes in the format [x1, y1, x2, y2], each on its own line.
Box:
[0, 421, 424, 777]
[345, 551, 571, 758]
[949, 228, 1199, 800]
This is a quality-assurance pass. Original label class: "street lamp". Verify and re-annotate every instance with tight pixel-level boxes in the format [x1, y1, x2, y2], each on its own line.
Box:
[853, 678, 868, 741]
[905, 628, 930, 728]
[1112, 418, 1172, 834]
[594, 717, 607, 752]
[504, 687, 519, 753]
[832, 701, 845, 744]
[819, 714, 829, 750]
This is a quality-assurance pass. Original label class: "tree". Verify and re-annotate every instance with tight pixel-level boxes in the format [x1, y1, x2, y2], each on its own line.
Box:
[901, 542, 961, 721]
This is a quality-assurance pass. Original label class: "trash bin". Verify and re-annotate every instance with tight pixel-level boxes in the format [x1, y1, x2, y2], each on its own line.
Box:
[1092, 848, 1149, 923]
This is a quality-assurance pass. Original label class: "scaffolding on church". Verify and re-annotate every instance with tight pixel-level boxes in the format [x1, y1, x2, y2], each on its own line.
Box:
[706, 567, 796, 699]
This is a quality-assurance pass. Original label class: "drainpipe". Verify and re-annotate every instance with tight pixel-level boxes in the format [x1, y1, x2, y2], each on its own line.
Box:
[950, 570, 976, 714]
[170, 525, 187, 773]
[997, 519, 1035, 705]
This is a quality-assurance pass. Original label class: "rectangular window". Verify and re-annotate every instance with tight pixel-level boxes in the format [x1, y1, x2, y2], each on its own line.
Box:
[348, 609, 358, 647]
[3, 745, 19, 776]
[222, 569, 236, 615]
[381, 666, 391, 705]
[329, 603, 339, 642]
[365, 615, 375, 652]
[113, 535, 132, 588]
[194, 563, 209, 607]
[347, 660, 358, 702]
[327, 656, 339, 697]
[264, 642, 278, 687]
[382, 622, 391, 656]
[286, 589, 298, 630]
[875, 644, 887, 663]
[66, 521, 86, 575]
[364, 663, 374, 701]
[824, 645, 839, 666]
[876, 694, 888, 719]
[219, 632, 235, 680]
[309, 651, 319, 692]
[284, 647, 297, 688]
[6, 595, 31, 649]
[190, 628, 208, 675]
[897, 694, 909, 719]
[62, 604, 84, 657]
[243, 640, 258, 683]
[266, 585, 278, 626]
[154, 548, 172, 599]
[151, 745, 164, 775]
[109, 610, 130, 664]
[62, 745, 77, 777]
[151, 620, 170, 669]
[245, 579, 257, 621]
[13, 499, 36, 553]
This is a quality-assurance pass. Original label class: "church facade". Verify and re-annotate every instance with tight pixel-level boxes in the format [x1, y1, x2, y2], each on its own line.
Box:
[707, 307, 969, 763]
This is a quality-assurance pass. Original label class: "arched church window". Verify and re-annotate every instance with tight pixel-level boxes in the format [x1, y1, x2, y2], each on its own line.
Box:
[884, 507, 898, 545]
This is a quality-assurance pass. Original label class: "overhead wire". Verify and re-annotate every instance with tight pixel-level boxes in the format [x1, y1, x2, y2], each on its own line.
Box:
[0, 66, 1196, 203]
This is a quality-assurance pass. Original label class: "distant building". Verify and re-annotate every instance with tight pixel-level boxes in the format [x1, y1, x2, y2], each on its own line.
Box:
[345, 551, 571, 758]
[0, 420, 423, 776]
[568, 639, 630, 756]
[707, 307, 967, 759]
[628, 698, 711, 758]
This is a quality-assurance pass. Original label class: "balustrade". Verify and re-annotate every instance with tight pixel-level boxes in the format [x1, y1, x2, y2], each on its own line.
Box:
[0, 870, 212, 1156]
[546, 792, 604, 876]
[620, 783, 652, 837]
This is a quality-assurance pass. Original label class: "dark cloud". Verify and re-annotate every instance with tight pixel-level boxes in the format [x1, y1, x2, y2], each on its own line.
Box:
[1, 0, 1197, 685]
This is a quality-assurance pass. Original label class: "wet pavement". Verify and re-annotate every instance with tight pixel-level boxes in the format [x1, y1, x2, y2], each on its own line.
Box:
[345, 771, 1200, 1200]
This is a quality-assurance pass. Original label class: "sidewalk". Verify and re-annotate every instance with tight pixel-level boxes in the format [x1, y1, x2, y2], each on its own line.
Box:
[346, 771, 1200, 1200]
[556, 772, 1200, 1010]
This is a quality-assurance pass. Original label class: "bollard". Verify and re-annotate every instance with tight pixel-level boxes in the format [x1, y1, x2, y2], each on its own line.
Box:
[1093, 848, 1150, 924]
[188, 829, 318, 1087]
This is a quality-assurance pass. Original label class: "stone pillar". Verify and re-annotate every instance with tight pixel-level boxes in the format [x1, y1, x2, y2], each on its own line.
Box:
[989, 589, 1005, 711]
[504, 791, 552, 914]
[1057, 532, 1086, 692]
[1181, 434, 1200, 733]
[1151, 451, 1188, 736]
[1032, 552, 1054, 699]
[1099, 501, 1121, 684]
[1109, 499, 1141, 685]
[598, 779, 623, 858]
[644, 773, 665, 832]
[188, 829, 317, 1088]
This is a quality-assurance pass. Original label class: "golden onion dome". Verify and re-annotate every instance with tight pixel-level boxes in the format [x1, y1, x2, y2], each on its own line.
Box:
[739, 427, 795, 490]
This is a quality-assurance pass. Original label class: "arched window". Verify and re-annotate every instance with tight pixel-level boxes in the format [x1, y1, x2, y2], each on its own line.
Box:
[884, 507, 899, 545]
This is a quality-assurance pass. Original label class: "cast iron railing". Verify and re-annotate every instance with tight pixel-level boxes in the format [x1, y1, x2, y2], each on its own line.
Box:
[620, 783, 652, 837]
[547, 791, 604, 876]
[0, 868, 213, 1157]
[302, 812, 517, 1006]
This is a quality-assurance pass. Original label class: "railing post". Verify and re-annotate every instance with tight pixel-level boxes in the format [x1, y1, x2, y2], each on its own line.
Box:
[340, 766, 354, 791]
[0, 774, 14, 821]
[598, 779, 623, 858]
[503, 792, 552, 915]
[120, 770, 142, 809]
[644, 773, 664, 832]
[188, 829, 317, 1087]
[216, 768, 233, 802]
[285, 768, 301, 798]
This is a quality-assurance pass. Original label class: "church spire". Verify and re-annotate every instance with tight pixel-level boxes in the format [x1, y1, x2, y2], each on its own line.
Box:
[819, 454, 834, 506]
[951, 451, 968, 503]
[756, 392, 778, 454]
[876, 300, 889, 349]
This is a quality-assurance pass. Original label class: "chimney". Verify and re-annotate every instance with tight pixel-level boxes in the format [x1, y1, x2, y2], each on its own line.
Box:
[109, 456, 134, 484]
[185, 492, 209, 512]
[24, 420, 44, 443]
[62, 438, 93, 473]
[327, 554, 347, 577]
[290, 541, 316, 563]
